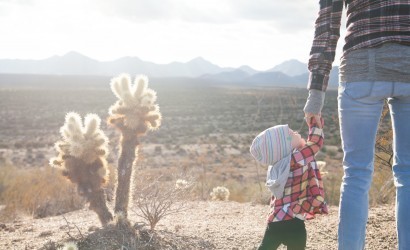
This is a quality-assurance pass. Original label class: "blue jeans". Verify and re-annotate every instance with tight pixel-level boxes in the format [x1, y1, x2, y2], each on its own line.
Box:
[338, 81, 410, 250]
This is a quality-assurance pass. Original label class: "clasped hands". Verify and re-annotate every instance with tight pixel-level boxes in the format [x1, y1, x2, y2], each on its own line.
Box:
[304, 112, 323, 128]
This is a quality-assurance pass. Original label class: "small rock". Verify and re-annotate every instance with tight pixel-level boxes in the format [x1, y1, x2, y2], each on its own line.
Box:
[88, 225, 99, 232]
[134, 222, 146, 230]
[22, 227, 34, 232]
[13, 223, 22, 229]
[39, 230, 53, 237]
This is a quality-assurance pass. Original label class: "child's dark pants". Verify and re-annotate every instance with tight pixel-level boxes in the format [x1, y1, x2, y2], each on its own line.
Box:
[258, 218, 306, 250]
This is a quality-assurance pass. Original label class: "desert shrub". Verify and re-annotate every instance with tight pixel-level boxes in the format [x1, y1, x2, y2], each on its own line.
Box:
[370, 102, 395, 205]
[327, 148, 337, 157]
[314, 151, 326, 161]
[221, 180, 269, 203]
[251, 190, 272, 205]
[318, 160, 341, 206]
[231, 181, 272, 205]
[210, 186, 230, 201]
[320, 162, 395, 206]
[0, 165, 84, 220]
[132, 175, 194, 230]
[370, 165, 395, 205]
[154, 145, 162, 154]
[0, 164, 14, 198]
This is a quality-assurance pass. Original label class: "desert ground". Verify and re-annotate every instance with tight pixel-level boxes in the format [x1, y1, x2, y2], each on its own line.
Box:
[0, 201, 397, 249]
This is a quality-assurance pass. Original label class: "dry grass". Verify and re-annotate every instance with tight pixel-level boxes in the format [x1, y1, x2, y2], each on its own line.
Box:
[0, 165, 84, 221]
[370, 165, 395, 205]
[320, 158, 395, 207]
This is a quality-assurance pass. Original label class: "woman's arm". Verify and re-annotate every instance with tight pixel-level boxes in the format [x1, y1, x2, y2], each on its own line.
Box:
[304, 0, 344, 116]
[308, 0, 343, 92]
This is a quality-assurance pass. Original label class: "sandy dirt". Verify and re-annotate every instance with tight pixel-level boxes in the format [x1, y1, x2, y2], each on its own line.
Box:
[0, 201, 397, 250]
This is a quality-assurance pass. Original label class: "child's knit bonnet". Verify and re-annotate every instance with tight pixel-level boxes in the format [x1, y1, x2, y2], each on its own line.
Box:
[250, 125, 293, 198]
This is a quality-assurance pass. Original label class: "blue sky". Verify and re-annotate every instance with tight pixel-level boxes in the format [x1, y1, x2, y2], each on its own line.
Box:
[0, 0, 346, 70]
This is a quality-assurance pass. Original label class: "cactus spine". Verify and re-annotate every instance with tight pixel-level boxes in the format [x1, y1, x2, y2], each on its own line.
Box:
[108, 74, 161, 218]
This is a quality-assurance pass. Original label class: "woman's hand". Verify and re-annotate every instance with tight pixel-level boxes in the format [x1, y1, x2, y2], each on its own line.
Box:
[305, 112, 323, 128]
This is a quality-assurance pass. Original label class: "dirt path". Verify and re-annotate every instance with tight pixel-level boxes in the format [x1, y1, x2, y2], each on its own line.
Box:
[0, 201, 397, 249]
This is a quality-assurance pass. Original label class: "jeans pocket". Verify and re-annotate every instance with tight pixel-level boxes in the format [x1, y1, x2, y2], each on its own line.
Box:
[392, 82, 410, 103]
[340, 82, 374, 100]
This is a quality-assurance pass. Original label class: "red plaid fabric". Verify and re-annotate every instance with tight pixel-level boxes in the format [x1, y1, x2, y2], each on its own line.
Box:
[308, 0, 410, 91]
[267, 121, 328, 223]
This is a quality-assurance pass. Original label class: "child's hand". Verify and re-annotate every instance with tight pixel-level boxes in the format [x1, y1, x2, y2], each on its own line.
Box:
[305, 114, 323, 128]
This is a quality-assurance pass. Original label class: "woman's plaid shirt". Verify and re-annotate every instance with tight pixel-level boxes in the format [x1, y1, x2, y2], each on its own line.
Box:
[267, 121, 328, 223]
[308, 0, 410, 92]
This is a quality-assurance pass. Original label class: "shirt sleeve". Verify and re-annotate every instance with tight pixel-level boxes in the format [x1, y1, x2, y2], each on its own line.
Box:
[291, 121, 324, 166]
[308, 0, 344, 92]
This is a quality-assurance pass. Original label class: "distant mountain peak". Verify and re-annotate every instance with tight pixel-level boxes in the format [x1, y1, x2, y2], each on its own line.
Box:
[64, 51, 83, 56]
[283, 59, 303, 63]
[58, 51, 96, 62]
[238, 65, 258, 75]
[113, 56, 143, 63]
[187, 56, 212, 64]
[63, 51, 86, 57]
[238, 65, 253, 70]
[268, 59, 308, 77]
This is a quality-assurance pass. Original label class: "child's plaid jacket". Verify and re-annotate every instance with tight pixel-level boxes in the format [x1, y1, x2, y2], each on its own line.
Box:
[268, 119, 328, 223]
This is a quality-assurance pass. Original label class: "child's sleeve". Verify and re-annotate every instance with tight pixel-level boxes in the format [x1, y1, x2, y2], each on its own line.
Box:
[290, 117, 324, 166]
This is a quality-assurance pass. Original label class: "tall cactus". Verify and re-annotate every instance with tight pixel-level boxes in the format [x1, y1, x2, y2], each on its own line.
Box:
[108, 74, 161, 218]
[50, 112, 113, 225]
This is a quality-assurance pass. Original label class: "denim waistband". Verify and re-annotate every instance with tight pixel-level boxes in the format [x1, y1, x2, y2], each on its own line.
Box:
[339, 43, 410, 84]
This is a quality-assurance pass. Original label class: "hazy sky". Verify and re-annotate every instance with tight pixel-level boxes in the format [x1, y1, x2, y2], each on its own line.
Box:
[0, 0, 346, 71]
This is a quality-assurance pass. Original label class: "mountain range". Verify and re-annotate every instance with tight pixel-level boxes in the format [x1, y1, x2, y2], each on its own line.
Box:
[0, 51, 339, 88]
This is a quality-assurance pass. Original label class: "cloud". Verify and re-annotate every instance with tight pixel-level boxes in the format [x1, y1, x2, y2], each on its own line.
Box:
[0, 0, 34, 4]
[90, 0, 317, 31]
[93, 0, 236, 23]
[231, 0, 317, 32]
[1, 0, 318, 32]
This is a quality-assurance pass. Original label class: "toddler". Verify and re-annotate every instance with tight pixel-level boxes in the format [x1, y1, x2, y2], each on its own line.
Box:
[250, 117, 328, 250]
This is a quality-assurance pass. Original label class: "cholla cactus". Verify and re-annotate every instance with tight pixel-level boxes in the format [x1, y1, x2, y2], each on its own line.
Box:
[108, 74, 161, 134]
[316, 161, 328, 176]
[108, 74, 162, 218]
[50, 112, 113, 225]
[175, 179, 189, 189]
[58, 241, 78, 250]
[210, 186, 230, 201]
[52, 112, 109, 165]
